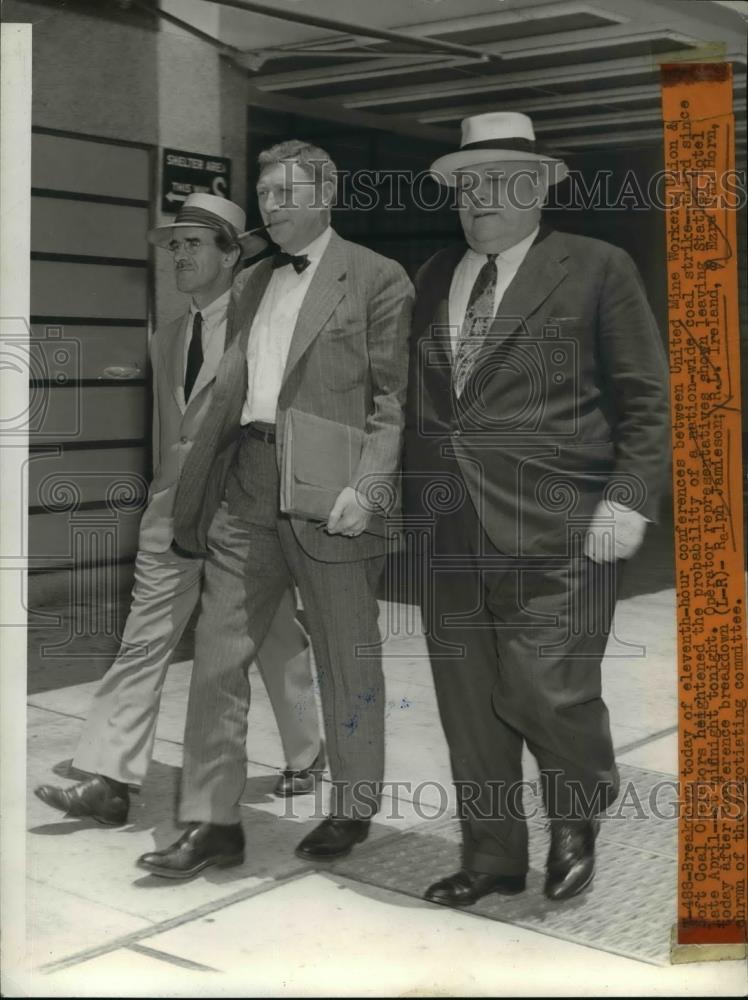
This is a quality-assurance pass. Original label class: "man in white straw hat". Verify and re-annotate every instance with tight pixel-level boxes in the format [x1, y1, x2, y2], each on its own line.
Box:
[35, 193, 322, 826]
[404, 112, 670, 905]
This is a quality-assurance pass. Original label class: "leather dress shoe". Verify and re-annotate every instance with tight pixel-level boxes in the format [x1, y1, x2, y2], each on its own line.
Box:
[295, 817, 370, 860]
[274, 744, 325, 798]
[34, 775, 129, 826]
[137, 822, 244, 880]
[424, 869, 526, 907]
[544, 818, 599, 901]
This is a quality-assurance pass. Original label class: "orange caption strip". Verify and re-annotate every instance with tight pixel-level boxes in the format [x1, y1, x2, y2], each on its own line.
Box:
[661, 63, 747, 947]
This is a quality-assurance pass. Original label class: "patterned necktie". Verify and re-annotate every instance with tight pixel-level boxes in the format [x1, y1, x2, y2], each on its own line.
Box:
[452, 254, 498, 397]
[273, 251, 310, 274]
[184, 311, 203, 403]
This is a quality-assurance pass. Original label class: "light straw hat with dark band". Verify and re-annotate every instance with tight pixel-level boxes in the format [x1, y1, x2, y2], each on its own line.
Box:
[147, 192, 268, 257]
[430, 112, 568, 186]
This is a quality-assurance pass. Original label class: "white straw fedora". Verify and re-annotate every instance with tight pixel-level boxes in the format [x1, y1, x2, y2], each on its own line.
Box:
[431, 112, 568, 186]
[147, 192, 268, 258]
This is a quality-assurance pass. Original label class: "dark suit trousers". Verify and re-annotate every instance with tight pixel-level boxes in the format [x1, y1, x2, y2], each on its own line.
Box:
[422, 486, 620, 876]
[179, 428, 384, 824]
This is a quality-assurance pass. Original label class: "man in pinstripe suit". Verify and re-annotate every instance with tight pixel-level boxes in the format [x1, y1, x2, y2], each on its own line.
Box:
[137, 142, 413, 879]
[35, 194, 321, 827]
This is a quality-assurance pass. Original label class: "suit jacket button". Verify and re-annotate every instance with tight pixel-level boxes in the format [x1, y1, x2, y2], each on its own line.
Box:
[180, 436, 189, 444]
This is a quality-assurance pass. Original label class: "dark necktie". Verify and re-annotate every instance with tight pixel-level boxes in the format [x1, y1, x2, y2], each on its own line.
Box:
[273, 251, 310, 274]
[452, 254, 498, 397]
[184, 311, 203, 403]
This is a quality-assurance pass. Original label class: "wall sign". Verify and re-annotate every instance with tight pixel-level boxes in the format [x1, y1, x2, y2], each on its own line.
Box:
[161, 148, 231, 212]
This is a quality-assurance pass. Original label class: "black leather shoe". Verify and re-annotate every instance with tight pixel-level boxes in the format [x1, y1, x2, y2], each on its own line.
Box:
[35, 775, 129, 826]
[274, 744, 325, 798]
[295, 817, 370, 860]
[137, 822, 244, 880]
[544, 818, 599, 901]
[424, 869, 526, 907]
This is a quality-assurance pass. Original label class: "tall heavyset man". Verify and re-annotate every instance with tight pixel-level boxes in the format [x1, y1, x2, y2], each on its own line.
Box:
[404, 113, 670, 905]
[138, 142, 413, 879]
[35, 194, 322, 826]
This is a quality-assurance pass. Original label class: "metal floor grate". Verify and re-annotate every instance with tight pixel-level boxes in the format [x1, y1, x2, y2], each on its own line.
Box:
[332, 764, 677, 966]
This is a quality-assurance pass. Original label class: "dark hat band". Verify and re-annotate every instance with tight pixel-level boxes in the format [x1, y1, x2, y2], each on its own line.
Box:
[172, 205, 239, 236]
[460, 137, 536, 154]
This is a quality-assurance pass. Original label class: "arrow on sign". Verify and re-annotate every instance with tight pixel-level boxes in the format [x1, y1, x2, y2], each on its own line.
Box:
[165, 191, 187, 203]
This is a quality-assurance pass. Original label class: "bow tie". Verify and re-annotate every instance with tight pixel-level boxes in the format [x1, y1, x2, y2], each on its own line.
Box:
[273, 251, 310, 274]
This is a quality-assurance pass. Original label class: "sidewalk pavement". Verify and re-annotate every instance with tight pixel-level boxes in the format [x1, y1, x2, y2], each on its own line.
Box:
[16, 585, 746, 997]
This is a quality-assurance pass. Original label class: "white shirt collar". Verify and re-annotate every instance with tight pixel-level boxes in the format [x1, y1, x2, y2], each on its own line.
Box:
[189, 286, 231, 321]
[465, 225, 539, 265]
[294, 225, 332, 263]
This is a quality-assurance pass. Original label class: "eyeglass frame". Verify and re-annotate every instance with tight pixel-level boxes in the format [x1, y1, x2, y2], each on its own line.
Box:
[165, 235, 221, 256]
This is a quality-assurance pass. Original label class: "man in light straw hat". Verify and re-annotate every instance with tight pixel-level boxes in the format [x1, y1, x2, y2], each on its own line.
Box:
[35, 193, 322, 827]
[404, 112, 670, 904]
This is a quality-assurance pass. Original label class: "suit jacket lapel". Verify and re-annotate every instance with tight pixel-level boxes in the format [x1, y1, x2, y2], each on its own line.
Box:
[161, 313, 188, 415]
[215, 259, 274, 419]
[223, 296, 239, 349]
[463, 229, 569, 382]
[234, 261, 273, 355]
[421, 242, 466, 366]
[281, 232, 346, 385]
[494, 228, 567, 334]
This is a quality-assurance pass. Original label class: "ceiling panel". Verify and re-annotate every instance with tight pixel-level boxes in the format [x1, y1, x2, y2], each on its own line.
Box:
[266, 40, 700, 103]
[434, 10, 620, 46]
[157, 0, 747, 155]
[359, 71, 665, 116]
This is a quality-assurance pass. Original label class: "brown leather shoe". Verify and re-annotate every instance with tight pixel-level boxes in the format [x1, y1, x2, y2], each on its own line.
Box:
[424, 869, 526, 907]
[294, 817, 370, 860]
[544, 818, 599, 901]
[137, 823, 244, 880]
[34, 775, 129, 826]
[274, 744, 325, 798]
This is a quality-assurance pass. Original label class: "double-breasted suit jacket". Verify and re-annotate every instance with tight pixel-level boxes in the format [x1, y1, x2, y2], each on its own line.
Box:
[173, 231, 414, 558]
[404, 227, 671, 556]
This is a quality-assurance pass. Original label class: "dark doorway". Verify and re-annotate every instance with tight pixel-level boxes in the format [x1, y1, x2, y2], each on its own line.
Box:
[245, 105, 460, 278]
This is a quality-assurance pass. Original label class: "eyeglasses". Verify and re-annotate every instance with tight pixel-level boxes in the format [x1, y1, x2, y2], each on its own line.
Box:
[166, 237, 214, 255]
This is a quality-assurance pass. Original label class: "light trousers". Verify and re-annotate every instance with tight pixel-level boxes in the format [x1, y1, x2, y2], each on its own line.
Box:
[73, 517, 321, 785]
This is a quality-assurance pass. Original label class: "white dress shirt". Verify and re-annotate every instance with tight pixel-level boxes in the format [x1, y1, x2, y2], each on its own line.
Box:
[181, 287, 230, 405]
[241, 226, 333, 425]
[448, 226, 539, 353]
